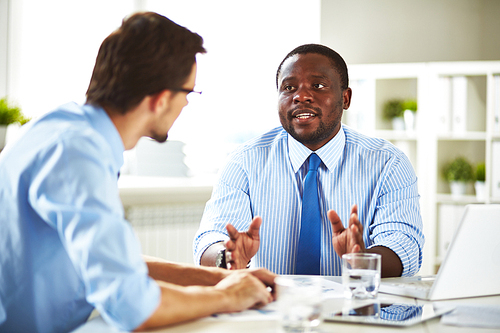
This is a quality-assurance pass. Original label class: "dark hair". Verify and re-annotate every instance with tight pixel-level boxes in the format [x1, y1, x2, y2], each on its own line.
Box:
[275, 44, 349, 90]
[86, 12, 206, 113]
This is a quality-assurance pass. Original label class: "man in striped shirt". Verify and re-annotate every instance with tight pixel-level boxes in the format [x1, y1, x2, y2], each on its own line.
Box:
[194, 44, 424, 278]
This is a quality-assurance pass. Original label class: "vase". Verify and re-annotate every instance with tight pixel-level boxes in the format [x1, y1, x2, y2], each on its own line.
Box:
[391, 118, 405, 131]
[449, 181, 467, 199]
[403, 110, 415, 132]
[475, 181, 486, 201]
[0, 125, 7, 149]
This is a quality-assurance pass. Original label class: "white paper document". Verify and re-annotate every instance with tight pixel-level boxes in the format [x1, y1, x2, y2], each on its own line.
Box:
[205, 277, 344, 322]
[440, 304, 500, 329]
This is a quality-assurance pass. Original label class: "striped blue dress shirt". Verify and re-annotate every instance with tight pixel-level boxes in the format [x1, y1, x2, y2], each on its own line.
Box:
[194, 125, 424, 276]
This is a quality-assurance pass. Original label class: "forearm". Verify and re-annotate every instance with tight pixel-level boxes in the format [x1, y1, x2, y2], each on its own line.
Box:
[144, 255, 229, 286]
[134, 281, 230, 331]
[366, 246, 403, 278]
[134, 269, 275, 331]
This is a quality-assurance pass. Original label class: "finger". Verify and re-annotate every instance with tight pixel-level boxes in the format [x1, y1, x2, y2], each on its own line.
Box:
[351, 204, 358, 216]
[352, 244, 361, 253]
[226, 223, 239, 241]
[247, 216, 262, 239]
[350, 223, 365, 252]
[226, 251, 236, 270]
[251, 283, 273, 308]
[348, 209, 358, 228]
[328, 209, 344, 234]
[224, 239, 236, 252]
[349, 211, 363, 235]
[248, 268, 277, 288]
[251, 292, 273, 309]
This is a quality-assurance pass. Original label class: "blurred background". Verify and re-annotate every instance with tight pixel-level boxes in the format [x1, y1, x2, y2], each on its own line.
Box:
[1, 0, 499, 274]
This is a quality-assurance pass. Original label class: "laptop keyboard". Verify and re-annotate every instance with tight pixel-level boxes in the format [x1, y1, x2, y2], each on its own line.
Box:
[392, 280, 434, 291]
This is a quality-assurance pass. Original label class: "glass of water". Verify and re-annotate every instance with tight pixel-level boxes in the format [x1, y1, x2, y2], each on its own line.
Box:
[342, 253, 381, 299]
[276, 276, 323, 332]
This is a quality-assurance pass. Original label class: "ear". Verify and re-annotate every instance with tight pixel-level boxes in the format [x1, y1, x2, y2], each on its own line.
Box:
[342, 87, 352, 110]
[149, 90, 172, 114]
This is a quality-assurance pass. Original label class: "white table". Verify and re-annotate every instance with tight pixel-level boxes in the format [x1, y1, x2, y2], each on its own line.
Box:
[72, 276, 500, 333]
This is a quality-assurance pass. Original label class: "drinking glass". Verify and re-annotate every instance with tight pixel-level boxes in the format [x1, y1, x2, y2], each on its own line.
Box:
[342, 253, 381, 299]
[276, 276, 322, 332]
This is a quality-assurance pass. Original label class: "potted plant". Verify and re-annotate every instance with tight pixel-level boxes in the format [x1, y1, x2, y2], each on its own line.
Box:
[402, 99, 417, 131]
[0, 97, 27, 149]
[382, 99, 405, 130]
[442, 156, 474, 198]
[474, 162, 486, 201]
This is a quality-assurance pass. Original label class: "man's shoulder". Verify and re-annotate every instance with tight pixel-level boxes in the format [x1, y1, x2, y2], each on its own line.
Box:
[343, 125, 402, 156]
[20, 103, 107, 155]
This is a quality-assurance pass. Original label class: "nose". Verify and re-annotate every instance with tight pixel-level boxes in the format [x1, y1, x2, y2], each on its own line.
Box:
[293, 85, 313, 104]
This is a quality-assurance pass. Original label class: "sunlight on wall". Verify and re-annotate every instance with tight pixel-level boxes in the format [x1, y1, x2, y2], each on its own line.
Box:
[9, 0, 320, 177]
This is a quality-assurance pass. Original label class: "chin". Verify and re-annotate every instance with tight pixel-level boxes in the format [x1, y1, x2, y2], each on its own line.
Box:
[149, 133, 168, 143]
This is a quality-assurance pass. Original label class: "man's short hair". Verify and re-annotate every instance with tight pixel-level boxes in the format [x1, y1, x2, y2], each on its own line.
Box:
[275, 44, 349, 91]
[86, 12, 206, 113]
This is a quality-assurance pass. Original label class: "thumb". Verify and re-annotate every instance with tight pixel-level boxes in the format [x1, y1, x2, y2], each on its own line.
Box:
[247, 216, 262, 239]
[328, 209, 344, 234]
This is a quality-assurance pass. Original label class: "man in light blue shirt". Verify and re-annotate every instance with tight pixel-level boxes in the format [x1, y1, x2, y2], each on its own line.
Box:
[0, 12, 275, 333]
[194, 44, 424, 278]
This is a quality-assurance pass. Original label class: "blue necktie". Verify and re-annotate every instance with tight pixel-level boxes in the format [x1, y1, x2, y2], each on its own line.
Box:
[296, 153, 322, 275]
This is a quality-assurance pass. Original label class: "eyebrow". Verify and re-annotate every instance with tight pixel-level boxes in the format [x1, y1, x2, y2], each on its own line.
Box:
[280, 74, 331, 86]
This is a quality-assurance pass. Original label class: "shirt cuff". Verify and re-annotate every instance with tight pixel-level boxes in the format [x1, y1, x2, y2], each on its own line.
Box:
[96, 275, 160, 331]
[367, 238, 416, 277]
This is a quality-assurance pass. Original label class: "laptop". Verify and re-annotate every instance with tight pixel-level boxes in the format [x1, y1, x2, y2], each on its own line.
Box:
[379, 204, 500, 301]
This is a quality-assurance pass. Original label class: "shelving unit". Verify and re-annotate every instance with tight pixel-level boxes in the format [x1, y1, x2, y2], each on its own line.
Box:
[344, 61, 500, 275]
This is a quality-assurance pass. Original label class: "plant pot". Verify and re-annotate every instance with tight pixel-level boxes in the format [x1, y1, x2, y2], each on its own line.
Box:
[475, 181, 486, 201]
[0, 125, 7, 149]
[403, 110, 415, 132]
[391, 118, 405, 131]
[449, 181, 467, 199]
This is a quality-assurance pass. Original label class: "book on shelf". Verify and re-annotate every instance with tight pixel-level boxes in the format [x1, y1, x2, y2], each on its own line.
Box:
[437, 76, 452, 134]
[492, 141, 500, 198]
[494, 75, 500, 134]
[451, 76, 467, 133]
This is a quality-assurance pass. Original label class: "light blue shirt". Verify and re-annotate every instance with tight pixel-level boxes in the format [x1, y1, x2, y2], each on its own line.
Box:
[194, 125, 424, 276]
[0, 103, 160, 333]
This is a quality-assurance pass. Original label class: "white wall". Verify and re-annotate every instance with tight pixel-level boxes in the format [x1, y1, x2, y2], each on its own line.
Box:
[320, 0, 500, 64]
[0, 0, 9, 97]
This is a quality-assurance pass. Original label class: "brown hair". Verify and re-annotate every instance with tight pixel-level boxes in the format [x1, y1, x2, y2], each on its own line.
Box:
[86, 12, 206, 113]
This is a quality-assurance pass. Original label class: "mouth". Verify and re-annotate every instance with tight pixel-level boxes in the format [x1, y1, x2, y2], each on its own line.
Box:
[294, 112, 316, 120]
[291, 108, 320, 121]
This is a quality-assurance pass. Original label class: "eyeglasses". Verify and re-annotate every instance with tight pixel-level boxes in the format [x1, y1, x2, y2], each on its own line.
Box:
[171, 88, 202, 95]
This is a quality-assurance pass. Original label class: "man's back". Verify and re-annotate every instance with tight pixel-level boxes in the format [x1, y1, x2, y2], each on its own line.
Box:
[0, 103, 157, 332]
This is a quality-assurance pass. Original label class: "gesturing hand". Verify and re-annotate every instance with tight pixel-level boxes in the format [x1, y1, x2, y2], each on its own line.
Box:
[225, 217, 262, 270]
[329, 204, 366, 257]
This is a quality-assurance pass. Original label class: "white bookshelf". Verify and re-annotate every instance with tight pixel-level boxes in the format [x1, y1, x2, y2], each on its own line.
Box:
[344, 61, 500, 275]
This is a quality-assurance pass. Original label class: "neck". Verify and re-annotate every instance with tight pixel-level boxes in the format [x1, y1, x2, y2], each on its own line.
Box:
[105, 104, 148, 150]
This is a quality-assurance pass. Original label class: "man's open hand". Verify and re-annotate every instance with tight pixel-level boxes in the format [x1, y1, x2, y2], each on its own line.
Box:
[224, 216, 262, 269]
[329, 204, 366, 257]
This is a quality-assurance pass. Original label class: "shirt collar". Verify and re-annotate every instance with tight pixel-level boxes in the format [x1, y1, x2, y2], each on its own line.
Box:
[82, 103, 125, 173]
[288, 124, 346, 173]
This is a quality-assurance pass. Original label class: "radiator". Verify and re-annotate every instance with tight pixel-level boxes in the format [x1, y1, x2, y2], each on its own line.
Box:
[125, 202, 206, 264]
